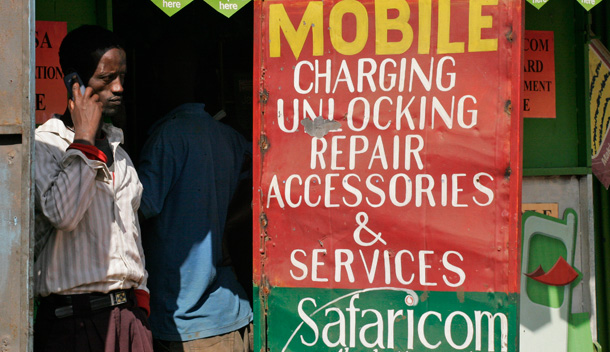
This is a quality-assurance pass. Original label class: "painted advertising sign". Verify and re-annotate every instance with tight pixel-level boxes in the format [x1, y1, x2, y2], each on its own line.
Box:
[151, 0, 251, 17]
[151, 0, 194, 16]
[253, 0, 523, 351]
[523, 30, 556, 118]
[35, 21, 67, 125]
[576, 0, 604, 11]
[526, 0, 603, 11]
[203, 0, 252, 17]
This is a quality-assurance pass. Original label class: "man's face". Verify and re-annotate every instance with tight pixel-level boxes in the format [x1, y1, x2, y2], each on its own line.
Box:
[87, 48, 126, 117]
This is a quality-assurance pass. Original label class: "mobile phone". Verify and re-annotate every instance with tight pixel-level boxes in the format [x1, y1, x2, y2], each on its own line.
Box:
[63, 72, 86, 100]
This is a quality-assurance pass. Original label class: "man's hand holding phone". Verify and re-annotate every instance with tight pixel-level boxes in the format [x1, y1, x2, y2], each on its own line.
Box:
[67, 77, 103, 146]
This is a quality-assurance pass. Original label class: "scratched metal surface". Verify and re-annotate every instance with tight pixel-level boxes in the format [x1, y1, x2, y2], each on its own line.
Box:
[0, 0, 34, 350]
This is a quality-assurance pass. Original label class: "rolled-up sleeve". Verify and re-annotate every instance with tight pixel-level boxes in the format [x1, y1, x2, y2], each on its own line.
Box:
[35, 136, 111, 232]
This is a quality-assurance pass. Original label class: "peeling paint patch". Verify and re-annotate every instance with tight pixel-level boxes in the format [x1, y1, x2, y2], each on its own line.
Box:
[504, 99, 512, 115]
[301, 116, 341, 138]
[1, 336, 9, 352]
[456, 290, 465, 303]
[259, 135, 270, 153]
[6, 150, 15, 164]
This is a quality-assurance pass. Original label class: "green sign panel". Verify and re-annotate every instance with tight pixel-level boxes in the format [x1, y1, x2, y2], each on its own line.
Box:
[259, 287, 518, 352]
[151, 0, 193, 16]
[576, 0, 603, 11]
[526, 0, 550, 9]
[203, 0, 252, 18]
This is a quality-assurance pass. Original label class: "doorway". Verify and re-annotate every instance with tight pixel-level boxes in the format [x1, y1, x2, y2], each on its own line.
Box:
[112, 0, 255, 304]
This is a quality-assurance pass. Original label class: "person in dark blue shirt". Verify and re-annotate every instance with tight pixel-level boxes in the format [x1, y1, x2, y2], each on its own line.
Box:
[138, 103, 253, 351]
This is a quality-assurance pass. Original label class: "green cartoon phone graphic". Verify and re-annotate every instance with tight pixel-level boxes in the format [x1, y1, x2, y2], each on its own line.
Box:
[519, 209, 594, 352]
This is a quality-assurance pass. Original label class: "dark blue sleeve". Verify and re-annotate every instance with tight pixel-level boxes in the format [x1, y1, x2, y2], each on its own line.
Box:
[237, 132, 253, 181]
[137, 123, 186, 219]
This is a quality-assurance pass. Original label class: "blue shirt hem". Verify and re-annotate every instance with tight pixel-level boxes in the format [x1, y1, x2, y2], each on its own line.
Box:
[153, 314, 253, 342]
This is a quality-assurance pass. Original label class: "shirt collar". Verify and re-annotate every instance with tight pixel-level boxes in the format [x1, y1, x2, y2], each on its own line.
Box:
[101, 122, 124, 146]
[37, 115, 74, 143]
[148, 103, 207, 136]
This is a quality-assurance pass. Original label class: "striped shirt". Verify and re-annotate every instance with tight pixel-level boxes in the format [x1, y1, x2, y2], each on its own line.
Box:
[34, 117, 148, 297]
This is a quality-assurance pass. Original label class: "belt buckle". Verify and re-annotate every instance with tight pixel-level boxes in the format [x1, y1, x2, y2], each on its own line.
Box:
[55, 305, 73, 319]
[110, 291, 127, 306]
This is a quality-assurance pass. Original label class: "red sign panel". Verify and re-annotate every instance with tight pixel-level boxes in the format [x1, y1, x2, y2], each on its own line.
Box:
[253, 1, 522, 350]
[35, 21, 67, 125]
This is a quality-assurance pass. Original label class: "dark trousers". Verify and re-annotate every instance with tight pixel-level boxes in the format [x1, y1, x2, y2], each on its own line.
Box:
[34, 290, 153, 352]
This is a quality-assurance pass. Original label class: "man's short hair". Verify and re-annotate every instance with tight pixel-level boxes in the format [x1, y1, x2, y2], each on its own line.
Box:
[59, 25, 124, 85]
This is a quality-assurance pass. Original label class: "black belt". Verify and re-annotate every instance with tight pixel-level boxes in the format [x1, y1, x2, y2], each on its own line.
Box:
[42, 289, 132, 319]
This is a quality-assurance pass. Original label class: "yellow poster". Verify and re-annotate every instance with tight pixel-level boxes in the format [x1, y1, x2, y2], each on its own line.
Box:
[590, 39, 610, 188]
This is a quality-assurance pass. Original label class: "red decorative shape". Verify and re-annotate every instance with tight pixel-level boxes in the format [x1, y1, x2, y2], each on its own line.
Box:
[525, 256, 579, 286]
[525, 265, 546, 278]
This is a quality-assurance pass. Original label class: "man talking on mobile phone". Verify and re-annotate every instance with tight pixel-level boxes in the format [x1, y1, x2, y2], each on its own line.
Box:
[33, 25, 153, 352]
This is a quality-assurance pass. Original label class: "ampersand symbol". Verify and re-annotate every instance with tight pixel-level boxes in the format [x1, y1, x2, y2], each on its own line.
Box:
[353, 212, 386, 247]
